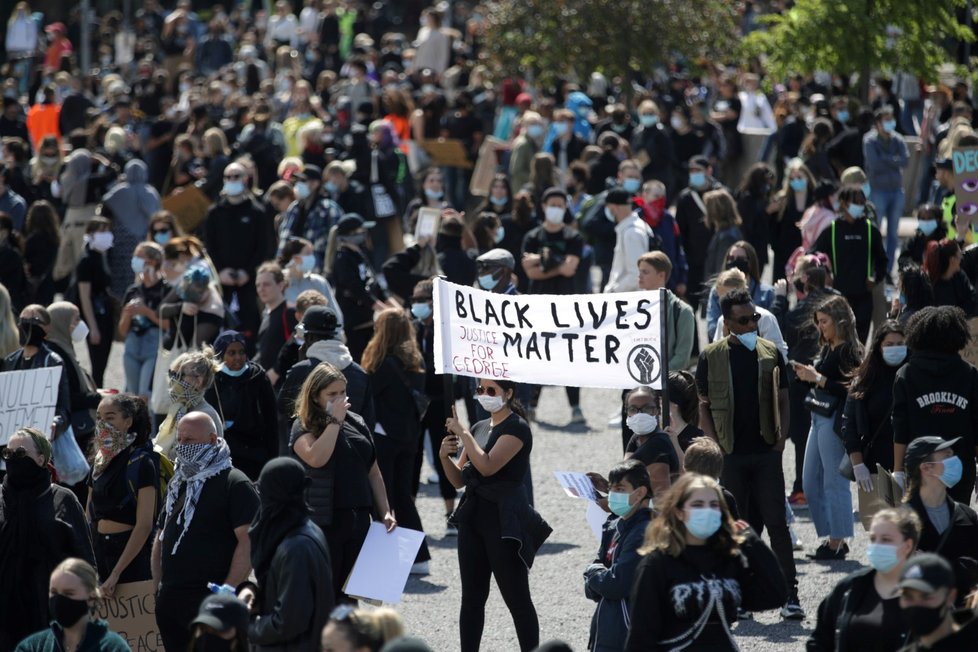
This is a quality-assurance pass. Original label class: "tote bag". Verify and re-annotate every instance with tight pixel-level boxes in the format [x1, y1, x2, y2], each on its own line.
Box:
[150, 314, 197, 414]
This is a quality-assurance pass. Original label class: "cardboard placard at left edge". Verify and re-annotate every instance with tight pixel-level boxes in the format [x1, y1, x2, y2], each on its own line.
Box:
[419, 138, 473, 169]
[952, 146, 978, 233]
[162, 183, 211, 233]
[94, 580, 163, 652]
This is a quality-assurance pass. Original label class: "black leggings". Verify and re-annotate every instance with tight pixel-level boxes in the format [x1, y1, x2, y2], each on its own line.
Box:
[375, 433, 431, 563]
[458, 496, 539, 652]
[321, 507, 371, 604]
[87, 306, 114, 387]
[413, 397, 459, 502]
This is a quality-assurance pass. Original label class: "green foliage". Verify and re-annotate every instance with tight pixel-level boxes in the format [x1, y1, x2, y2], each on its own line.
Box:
[484, 0, 739, 89]
[742, 0, 973, 84]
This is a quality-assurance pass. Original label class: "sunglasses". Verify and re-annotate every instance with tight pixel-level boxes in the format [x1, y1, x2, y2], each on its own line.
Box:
[731, 313, 761, 326]
[475, 385, 499, 396]
[1, 446, 28, 461]
[626, 405, 657, 416]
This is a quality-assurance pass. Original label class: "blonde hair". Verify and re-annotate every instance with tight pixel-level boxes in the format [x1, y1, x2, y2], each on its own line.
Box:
[171, 347, 218, 390]
[373, 607, 405, 643]
[295, 362, 347, 435]
[203, 127, 230, 158]
[639, 473, 743, 557]
[53, 558, 101, 600]
[0, 283, 18, 358]
[715, 267, 747, 293]
[703, 190, 742, 231]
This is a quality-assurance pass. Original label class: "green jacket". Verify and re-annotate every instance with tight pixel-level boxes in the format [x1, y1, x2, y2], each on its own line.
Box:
[15, 620, 130, 652]
[664, 289, 695, 372]
[702, 336, 779, 454]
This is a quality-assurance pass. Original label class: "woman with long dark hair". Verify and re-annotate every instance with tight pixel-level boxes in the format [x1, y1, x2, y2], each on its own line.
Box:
[923, 238, 978, 316]
[360, 308, 431, 573]
[704, 240, 775, 339]
[734, 162, 776, 271]
[843, 320, 906, 530]
[770, 159, 816, 282]
[440, 377, 551, 652]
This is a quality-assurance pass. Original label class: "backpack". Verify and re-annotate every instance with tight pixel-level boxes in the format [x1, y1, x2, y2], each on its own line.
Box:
[119, 445, 174, 517]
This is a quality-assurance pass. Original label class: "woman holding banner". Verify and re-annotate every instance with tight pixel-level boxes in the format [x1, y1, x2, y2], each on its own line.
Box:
[14, 558, 129, 652]
[441, 378, 551, 652]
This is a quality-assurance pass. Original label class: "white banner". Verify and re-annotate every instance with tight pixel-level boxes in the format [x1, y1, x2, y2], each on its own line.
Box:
[0, 367, 62, 445]
[433, 279, 664, 389]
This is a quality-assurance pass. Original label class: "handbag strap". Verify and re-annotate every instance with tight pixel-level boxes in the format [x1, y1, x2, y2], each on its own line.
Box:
[371, 150, 380, 184]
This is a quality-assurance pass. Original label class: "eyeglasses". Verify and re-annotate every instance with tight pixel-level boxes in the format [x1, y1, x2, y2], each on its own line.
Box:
[626, 405, 657, 416]
[475, 385, 498, 396]
[731, 313, 761, 326]
[476, 263, 502, 273]
[1, 446, 28, 461]
[223, 173, 243, 180]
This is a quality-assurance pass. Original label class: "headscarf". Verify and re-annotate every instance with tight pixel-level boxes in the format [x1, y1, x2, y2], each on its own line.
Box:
[213, 330, 247, 358]
[92, 421, 136, 479]
[154, 376, 207, 458]
[162, 437, 232, 554]
[102, 159, 160, 236]
[59, 148, 92, 207]
[248, 457, 310, 579]
[46, 302, 94, 407]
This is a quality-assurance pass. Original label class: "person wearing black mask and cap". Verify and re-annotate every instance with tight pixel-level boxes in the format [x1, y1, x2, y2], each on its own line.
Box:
[187, 593, 252, 652]
[896, 553, 978, 651]
[0, 428, 95, 650]
[325, 213, 391, 362]
[238, 458, 334, 652]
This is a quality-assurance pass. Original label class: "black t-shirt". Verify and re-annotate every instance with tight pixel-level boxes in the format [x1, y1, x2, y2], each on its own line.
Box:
[89, 446, 157, 525]
[290, 417, 378, 510]
[75, 247, 111, 307]
[257, 300, 296, 372]
[677, 423, 706, 452]
[465, 412, 532, 486]
[158, 467, 258, 590]
[521, 226, 584, 295]
[695, 342, 788, 454]
[625, 430, 679, 474]
[844, 591, 905, 652]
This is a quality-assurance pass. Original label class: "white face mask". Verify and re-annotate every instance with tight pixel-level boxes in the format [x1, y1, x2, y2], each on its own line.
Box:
[476, 394, 506, 413]
[626, 412, 658, 435]
[544, 205, 565, 225]
[89, 231, 114, 252]
[70, 320, 89, 342]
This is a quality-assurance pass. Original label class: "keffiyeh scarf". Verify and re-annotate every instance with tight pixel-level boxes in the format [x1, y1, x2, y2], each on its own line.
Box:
[162, 438, 232, 554]
[155, 377, 207, 458]
[92, 421, 137, 479]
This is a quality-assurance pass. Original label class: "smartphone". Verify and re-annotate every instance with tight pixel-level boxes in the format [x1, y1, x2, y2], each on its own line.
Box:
[415, 207, 440, 240]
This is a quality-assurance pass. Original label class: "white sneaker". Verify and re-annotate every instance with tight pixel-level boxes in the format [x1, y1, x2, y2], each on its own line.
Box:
[607, 413, 622, 427]
[790, 525, 803, 551]
[410, 561, 430, 576]
[426, 473, 439, 484]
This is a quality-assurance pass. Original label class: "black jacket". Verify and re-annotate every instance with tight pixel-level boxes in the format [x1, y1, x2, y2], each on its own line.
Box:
[842, 364, 899, 470]
[205, 363, 278, 481]
[249, 521, 334, 652]
[907, 493, 978, 604]
[369, 356, 424, 442]
[203, 195, 274, 274]
[806, 567, 910, 652]
[380, 236, 476, 302]
[675, 179, 725, 268]
[2, 344, 72, 437]
[811, 217, 888, 297]
[932, 271, 978, 317]
[771, 286, 841, 365]
[330, 247, 383, 329]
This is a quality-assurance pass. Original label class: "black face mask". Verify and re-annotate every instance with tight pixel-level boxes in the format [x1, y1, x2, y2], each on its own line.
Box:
[17, 319, 45, 347]
[793, 278, 806, 294]
[193, 633, 234, 652]
[4, 455, 49, 489]
[725, 258, 751, 276]
[49, 594, 89, 628]
[904, 604, 948, 638]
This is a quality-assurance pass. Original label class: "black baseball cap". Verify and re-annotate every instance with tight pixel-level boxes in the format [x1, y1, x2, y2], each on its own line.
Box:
[295, 164, 323, 181]
[898, 553, 955, 593]
[336, 213, 376, 235]
[934, 157, 953, 171]
[190, 594, 249, 634]
[688, 155, 710, 170]
[541, 186, 567, 203]
[300, 305, 339, 336]
[904, 436, 961, 471]
[605, 187, 633, 205]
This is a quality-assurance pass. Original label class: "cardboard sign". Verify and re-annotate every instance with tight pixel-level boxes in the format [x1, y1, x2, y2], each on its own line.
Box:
[343, 523, 426, 604]
[162, 184, 211, 233]
[433, 279, 666, 389]
[0, 367, 62, 445]
[95, 581, 162, 652]
[469, 136, 509, 196]
[952, 146, 978, 233]
[419, 138, 473, 169]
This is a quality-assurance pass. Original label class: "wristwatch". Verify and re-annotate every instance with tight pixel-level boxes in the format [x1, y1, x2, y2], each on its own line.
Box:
[815, 373, 825, 386]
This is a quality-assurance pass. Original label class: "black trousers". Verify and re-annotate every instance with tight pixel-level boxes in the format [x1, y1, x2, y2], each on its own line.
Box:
[322, 507, 371, 604]
[413, 397, 459, 502]
[458, 496, 539, 652]
[87, 306, 114, 387]
[787, 377, 811, 494]
[375, 433, 431, 563]
[94, 530, 152, 583]
[845, 291, 874, 344]
[721, 450, 797, 592]
[157, 585, 210, 652]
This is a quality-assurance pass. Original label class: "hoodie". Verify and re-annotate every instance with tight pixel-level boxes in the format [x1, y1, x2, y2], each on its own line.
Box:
[14, 619, 130, 652]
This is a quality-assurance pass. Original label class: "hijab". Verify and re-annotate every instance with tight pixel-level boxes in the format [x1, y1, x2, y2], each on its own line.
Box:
[59, 148, 92, 207]
[249, 457, 310, 579]
[102, 159, 160, 236]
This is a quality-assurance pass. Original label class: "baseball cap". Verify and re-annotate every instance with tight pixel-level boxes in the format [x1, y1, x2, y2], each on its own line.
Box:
[300, 306, 339, 337]
[336, 213, 376, 235]
[541, 186, 567, 203]
[605, 187, 633, 205]
[476, 248, 515, 270]
[688, 155, 710, 170]
[190, 594, 249, 634]
[898, 553, 955, 593]
[904, 436, 961, 471]
[295, 164, 323, 182]
[934, 157, 953, 171]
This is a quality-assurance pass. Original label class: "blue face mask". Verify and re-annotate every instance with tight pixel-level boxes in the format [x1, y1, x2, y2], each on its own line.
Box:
[689, 171, 706, 188]
[608, 491, 634, 517]
[831, 198, 841, 212]
[685, 507, 722, 540]
[639, 114, 658, 127]
[862, 182, 872, 199]
[300, 254, 316, 273]
[411, 302, 432, 320]
[324, 180, 339, 195]
[494, 226, 505, 243]
[223, 180, 245, 196]
[153, 231, 171, 245]
[735, 330, 758, 351]
[478, 274, 497, 290]
[866, 543, 900, 573]
[881, 344, 907, 367]
[848, 204, 866, 219]
[553, 121, 569, 137]
[424, 188, 444, 201]
[899, 293, 906, 306]
[131, 256, 146, 274]
[220, 362, 248, 377]
[918, 219, 939, 236]
[789, 177, 807, 192]
[526, 124, 544, 139]
[294, 181, 310, 200]
[622, 178, 641, 194]
[939, 455, 963, 488]
[836, 109, 850, 124]
[882, 119, 897, 134]
[489, 195, 508, 207]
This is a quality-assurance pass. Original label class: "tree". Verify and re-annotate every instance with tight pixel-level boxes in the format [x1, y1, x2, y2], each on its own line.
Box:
[742, 0, 974, 100]
[483, 0, 739, 93]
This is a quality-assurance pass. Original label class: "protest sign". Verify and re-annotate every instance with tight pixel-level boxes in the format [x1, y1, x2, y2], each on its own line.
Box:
[952, 146, 978, 233]
[95, 580, 162, 652]
[586, 501, 609, 543]
[343, 523, 426, 604]
[554, 471, 599, 501]
[0, 367, 62, 445]
[433, 279, 666, 389]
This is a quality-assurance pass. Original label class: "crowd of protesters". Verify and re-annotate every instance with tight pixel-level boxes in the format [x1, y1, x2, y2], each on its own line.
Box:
[2, 1, 978, 651]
